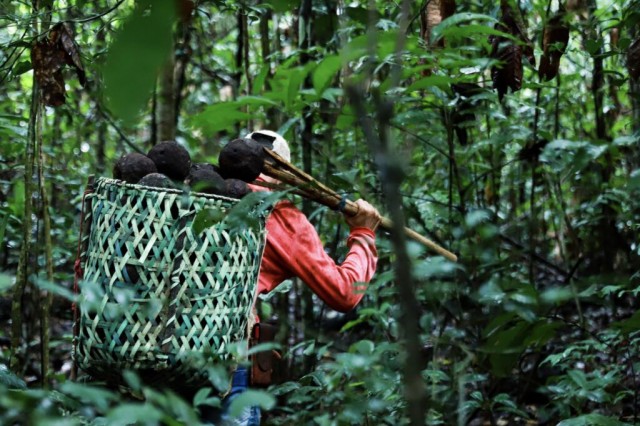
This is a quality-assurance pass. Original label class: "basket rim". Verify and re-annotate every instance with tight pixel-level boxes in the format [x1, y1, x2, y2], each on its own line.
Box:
[95, 176, 242, 204]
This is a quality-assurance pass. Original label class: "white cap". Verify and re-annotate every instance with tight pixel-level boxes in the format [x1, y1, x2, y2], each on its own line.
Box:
[246, 130, 291, 163]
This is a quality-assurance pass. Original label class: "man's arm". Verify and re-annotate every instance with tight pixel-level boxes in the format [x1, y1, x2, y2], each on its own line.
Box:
[261, 201, 379, 312]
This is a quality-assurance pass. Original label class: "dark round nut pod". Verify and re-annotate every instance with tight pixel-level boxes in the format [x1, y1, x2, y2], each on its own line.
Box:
[186, 167, 225, 195]
[138, 173, 176, 189]
[113, 153, 157, 184]
[190, 162, 216, 176]
[147, 141, 192, 181]
[218, 138, 265, 182]
[224, 178, 250, 199]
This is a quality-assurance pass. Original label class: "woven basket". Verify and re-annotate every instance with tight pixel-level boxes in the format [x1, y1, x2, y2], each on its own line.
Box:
[73, 177, 267, 389]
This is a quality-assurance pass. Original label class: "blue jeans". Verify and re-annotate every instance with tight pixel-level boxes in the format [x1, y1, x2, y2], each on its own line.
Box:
[201, 367, 261, 426]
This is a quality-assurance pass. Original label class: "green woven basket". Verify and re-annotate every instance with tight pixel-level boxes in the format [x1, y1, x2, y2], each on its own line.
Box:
[73, 177, 267, 389]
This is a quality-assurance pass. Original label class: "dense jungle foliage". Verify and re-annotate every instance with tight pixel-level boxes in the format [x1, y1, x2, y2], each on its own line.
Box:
[1, 0, 640, 424]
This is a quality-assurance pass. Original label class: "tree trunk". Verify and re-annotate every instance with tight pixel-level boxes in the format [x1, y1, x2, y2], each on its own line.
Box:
[37, 102, 54, 387]
[11, 60, 39, 375]
[156, 55, 176, 142]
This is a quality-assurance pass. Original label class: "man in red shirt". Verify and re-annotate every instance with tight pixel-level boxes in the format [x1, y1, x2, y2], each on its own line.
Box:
[214, 130, 381, 425]
[247, 129, 381, 311]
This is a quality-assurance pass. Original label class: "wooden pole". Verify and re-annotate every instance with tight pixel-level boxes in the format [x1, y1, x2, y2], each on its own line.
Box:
[261, 149, 458, 262]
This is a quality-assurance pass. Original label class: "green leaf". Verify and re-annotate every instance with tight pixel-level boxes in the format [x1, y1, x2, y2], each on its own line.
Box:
[431, 13, 498, 43]
[122, 370, 142, 392]
[33, 277, 77, 302]
[414, 257, 458, 278]
[12, 60, 32, 76]
[584, 39, 603, 55]
[8, 179, 25, 218]
[0, 363, 27, 389]
[103, 0, 177, 125]
[205, 365, 231, 392]
[406, 75, 455, 92]
[271, 381, 301, 396]
[567, 369, 589, 389]
[557, 413, 629, 426]
[523, 321, 561, 348]
[193, 387, 214, 407]
[0, 273, 12, 294]
[628, 169, 640, 191]
[223, 190, 283, 231]
[0, 210, 8, 249]
[106, 403, 164, 425]
[285, 64, 315, 109]
[252, 66, 270, 95]
[247, 342, 281, 356]
[611, 309, 640, 334]
[236, 96, 279, 108]
[60, 381, 119, 412]
[190, 102, 253, 135]
[540, 287, 574, 304]
[350, 340, 375, 355]
[192, 207, 227, 234]
[267, 0, 298, 13]
[313, 55, 341, 95]
[612, 135, 638, 146]
[437, 24, 513, 43]
[228, 389, 275, 418]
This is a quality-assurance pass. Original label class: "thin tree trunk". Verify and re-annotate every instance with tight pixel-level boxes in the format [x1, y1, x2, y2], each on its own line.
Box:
[174, 20, 194, 127]
[37, 101, 54, 387]
[157, 55, 176, 142]
[11, 58, 39, 375]
[299, 0, 313, 215]
[351, 88, 427, 425]
[242, 12, 251, 97]
[298, 0, 316, 374]
[235, 11, 244, 96]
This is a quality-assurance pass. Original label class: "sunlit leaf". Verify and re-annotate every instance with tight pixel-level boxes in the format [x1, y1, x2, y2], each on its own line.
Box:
[313, 55, 341, 95]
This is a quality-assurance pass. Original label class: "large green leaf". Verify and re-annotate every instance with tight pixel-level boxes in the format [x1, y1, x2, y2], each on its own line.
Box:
[59, 381, 119, 413]
[313, 55, 341, 95]
[103, 0, 176, 125]
[190, 102, 253, 135]
[0, 363, 26, 389]
[431, 13, 498, 43]
[106, 403, 164, 425]
[228, 389, 276, 418]
[557, 414, 630, 426]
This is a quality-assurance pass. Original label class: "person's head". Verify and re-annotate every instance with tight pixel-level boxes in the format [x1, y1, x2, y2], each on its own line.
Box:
[246, 130, 290, 163]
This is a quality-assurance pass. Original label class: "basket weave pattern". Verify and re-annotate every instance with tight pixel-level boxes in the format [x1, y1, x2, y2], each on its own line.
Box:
[74, 177, 266, 388]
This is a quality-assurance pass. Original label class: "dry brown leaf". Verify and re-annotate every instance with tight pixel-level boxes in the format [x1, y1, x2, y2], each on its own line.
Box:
[538, 9, 570, 81]
[500, 0, 535, 67]
[30, 23, 85, 107]
[628, 38, 640, 81]
[50, 23, 86, 86]
[490, 32, 523, 100]
[31, 40, 67, 106]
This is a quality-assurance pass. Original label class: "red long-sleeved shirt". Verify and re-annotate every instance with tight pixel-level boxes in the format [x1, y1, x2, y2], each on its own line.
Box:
[256, 200, 378, 313]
